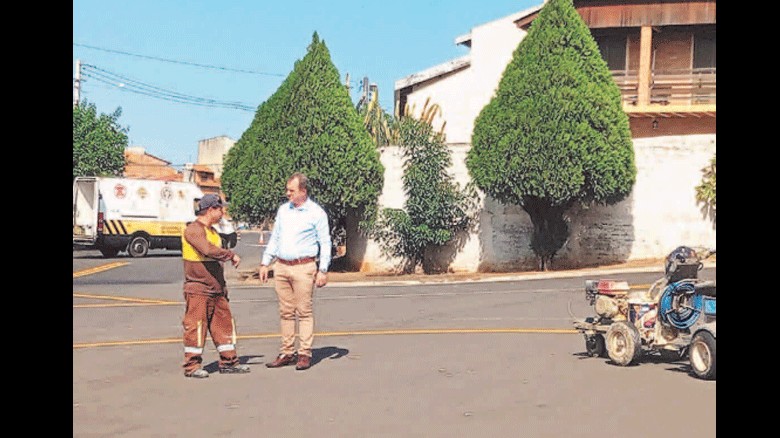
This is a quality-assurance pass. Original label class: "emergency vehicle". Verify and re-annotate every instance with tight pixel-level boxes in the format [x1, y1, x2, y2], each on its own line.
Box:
[73, 176, 236, 258]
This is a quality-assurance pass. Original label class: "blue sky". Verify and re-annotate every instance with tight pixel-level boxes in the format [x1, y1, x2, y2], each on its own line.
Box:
[73, 0, 539, 167]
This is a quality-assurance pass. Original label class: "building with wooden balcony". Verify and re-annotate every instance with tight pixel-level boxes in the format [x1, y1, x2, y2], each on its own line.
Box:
[365, 0, 716, 273]
[518, 0, 716, 137]
[395, 0, 715, 141]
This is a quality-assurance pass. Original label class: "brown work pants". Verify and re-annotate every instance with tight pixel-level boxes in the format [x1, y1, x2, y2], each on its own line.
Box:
[273, 261, 317, 358]
[182, 292, 240, 375]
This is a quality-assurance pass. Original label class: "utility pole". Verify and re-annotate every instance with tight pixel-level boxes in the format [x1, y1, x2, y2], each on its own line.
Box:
[356, 76, 370, 110]
[73, 59, 81, 108]
[369, 83, 378, 103]
[345, 73, 351, 96]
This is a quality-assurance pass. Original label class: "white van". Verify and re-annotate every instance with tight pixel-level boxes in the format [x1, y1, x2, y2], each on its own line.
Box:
[73, 176, 236, 257]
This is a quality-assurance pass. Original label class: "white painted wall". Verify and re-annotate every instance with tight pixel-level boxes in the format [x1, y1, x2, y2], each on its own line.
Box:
[402, 11, 530, 144]
[361, 133, 716, 272]
[377, 4, 716, 272]
[465, 12, 530, 140]
[403, 68, 473, 144]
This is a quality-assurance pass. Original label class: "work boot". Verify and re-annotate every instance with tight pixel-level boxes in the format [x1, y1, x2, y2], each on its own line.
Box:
[185, 369, 209, 379]
[219, 364, 251, 374]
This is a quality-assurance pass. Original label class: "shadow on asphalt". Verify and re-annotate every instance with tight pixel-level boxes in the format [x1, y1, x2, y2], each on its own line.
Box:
[203, 355, 266, 373]
[200, 348, 349, 372]
[311, 346, 349, 367]
[571, 351, 698, 378]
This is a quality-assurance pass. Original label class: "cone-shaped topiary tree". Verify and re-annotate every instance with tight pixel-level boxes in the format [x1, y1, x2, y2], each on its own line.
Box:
[222, 32, 385, 254]
[466, 0, 636, 270]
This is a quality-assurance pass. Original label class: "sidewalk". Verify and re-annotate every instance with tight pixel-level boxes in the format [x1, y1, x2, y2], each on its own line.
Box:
[229, 257, 715, 288]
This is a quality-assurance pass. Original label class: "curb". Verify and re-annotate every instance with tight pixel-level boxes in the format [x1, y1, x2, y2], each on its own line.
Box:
[228, 261, 715, 289]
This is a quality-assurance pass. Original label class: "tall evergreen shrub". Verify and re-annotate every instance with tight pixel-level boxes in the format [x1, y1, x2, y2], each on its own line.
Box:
[222, 32, 385, 250]
[466, 0, 636, 270]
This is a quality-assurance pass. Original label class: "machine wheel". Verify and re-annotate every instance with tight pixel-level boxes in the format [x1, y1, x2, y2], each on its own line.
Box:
[99, 247, 119, 258]
[689, 331, 716, 380]
[606, 321, 641, 366]
[659, 349, 685, 361]
[127, 236, 150, 258]
[585, 334, 607, 358]
[221, 236, 229, 249]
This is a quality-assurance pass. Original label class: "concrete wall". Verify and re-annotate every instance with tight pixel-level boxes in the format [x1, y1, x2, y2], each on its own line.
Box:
[357, 130, 715, 273]
[197, 136, 236, 179]
[360, 144, 482, 272]
[376, 5, 716, 273]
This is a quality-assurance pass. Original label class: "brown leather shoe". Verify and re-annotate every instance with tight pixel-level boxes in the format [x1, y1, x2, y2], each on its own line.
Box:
[266, 353, 297, 368]
[295, 355, 311, 371]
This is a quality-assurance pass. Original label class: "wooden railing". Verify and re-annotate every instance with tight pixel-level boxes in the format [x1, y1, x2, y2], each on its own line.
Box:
[611, 68, 716, 106]
[611, 70, 639, 105]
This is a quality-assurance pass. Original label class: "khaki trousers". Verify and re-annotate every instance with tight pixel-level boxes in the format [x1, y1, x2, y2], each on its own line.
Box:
[273, 261, 317, 357]
[181, 292, 240, 374]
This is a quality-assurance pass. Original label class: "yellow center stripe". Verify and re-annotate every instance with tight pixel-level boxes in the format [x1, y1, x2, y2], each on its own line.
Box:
[73, 262, 128, 278]
[73, 328, 578, 349]
[73, 292, 176, 304]
[74, 302, 180, 308]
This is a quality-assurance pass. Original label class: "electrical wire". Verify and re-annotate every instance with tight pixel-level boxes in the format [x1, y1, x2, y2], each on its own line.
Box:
[82, 64, 252, 107]
[82, 72, 254, 111]
[74, 42, 285, 77]
[81, 64, 255, 109]
[80, 66, 256, 111]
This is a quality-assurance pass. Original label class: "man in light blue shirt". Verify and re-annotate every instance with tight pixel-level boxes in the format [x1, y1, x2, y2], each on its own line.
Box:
[259, 172, 331, 371]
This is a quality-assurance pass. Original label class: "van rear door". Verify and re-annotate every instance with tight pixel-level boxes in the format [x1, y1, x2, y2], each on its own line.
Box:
[73, 177, 100, 245]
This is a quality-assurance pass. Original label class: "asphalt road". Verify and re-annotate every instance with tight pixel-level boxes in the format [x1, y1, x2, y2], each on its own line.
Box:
[73, 235, 716, 437]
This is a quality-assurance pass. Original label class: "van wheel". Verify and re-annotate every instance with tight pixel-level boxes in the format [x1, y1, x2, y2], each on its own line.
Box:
[128, 236, 149, 258]
[99, 247, 119, 258]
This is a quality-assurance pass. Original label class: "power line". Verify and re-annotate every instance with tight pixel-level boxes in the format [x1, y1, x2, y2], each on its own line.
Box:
[80, 64, 256, 111]
[74, 42, 286, 77]
[82, 72, 255, 111]
[82, 64, 254, 108]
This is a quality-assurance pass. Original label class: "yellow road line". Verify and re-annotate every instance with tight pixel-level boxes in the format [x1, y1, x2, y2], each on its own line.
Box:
[73, 292, 176, 304]
[305, 328, 578, 336]
[73, 328, 578, 349]
[74, 338, 182, 349]
[74, 302, 180, 309]
[73, 262, 129, 278]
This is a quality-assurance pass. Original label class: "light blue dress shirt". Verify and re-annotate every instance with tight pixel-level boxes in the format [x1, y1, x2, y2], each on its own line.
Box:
[261, 198, 332, 272]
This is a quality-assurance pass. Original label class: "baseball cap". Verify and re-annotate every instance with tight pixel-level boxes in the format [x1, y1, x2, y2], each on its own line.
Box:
[197, 194, 227, 213]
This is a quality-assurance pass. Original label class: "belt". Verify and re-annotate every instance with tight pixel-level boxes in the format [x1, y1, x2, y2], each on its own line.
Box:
[276, 256, 316, 266]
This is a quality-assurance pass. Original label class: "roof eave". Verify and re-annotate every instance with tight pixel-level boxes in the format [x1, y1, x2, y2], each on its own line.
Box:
[395, 55, 471, 90]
